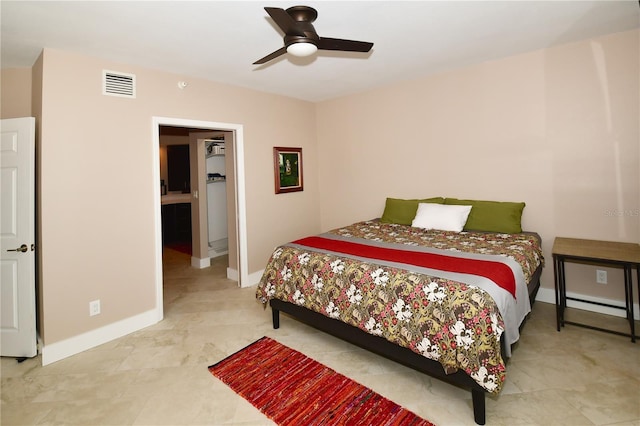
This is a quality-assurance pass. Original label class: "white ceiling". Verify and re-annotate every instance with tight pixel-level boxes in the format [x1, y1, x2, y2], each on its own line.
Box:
[2, 1, 638, 102]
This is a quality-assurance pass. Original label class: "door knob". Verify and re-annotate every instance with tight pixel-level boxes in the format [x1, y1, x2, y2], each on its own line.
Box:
[7, 244, 28, 253]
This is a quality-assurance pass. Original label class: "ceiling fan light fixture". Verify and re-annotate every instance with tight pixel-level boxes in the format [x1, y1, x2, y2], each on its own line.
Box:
[287, 41, 318, 57]
[252, 6, 373, 65]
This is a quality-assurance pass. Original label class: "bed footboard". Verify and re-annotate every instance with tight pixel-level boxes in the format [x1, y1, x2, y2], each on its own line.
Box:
[270, 299, 487, 425]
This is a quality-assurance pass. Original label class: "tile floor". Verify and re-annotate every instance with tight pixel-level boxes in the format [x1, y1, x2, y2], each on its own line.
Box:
[2, 247, 639, 425]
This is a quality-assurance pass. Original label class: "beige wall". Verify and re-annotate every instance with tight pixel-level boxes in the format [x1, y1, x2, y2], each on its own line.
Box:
[30, 48, 320, 345]
[1, 29, 637, 357]
[316, 29, 639, 304]
[0, 67, 32, 118]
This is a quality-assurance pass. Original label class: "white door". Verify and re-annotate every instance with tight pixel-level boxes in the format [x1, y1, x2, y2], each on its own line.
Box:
[1, 117, 37, 358]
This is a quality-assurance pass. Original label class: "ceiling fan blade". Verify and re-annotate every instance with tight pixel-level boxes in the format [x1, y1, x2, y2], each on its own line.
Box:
[253, 46, 288, 65]
[264, 7, 304, 36]
[317, 37, 373, 53]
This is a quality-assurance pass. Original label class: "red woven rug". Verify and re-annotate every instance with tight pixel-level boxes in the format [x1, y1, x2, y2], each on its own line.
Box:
[208, 336, 435, 426]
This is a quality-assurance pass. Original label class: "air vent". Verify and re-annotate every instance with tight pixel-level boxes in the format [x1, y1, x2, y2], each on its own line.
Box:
[103, 70, 136, 98]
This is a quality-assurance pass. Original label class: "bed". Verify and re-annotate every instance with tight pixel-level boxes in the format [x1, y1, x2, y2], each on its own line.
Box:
[256, 198, 544, 425]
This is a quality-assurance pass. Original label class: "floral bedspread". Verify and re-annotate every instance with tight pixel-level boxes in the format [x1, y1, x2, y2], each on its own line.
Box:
[256, 221, 544, 393]
[331, 221, 543, 284]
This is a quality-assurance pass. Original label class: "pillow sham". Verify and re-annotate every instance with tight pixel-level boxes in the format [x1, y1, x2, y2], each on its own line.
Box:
[411, 203, 472, 232]
[444, 198, 525, 233]
[380, 197, 444, 225]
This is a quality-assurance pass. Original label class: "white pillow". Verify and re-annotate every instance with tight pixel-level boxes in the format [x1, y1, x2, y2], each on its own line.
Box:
[411, 203, 472, 232]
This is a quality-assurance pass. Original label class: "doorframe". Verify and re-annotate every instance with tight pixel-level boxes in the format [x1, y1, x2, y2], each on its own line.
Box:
[152, 117, 248, 320]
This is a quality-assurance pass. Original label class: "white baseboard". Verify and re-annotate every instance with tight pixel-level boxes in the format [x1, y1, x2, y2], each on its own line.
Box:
[227, 267, 264, 287]
[536, 287, 640, 321]
[244, 268, 264, 288]
[209, 250, 228, 258]
[41, 308, 160, 366]
[191, 256, 210, 269]
[227, 267, 238, 281]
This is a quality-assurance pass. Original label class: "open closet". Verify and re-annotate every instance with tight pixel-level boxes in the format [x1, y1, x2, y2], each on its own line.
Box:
[205, 136, 228, 258]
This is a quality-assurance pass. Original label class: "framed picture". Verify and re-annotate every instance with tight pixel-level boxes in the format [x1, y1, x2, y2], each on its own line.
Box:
[273, 147, 303, 194]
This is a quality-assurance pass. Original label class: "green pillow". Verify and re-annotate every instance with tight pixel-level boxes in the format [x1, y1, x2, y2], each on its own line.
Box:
[444, 198, 525, 233]
[380, 197, 444, 225]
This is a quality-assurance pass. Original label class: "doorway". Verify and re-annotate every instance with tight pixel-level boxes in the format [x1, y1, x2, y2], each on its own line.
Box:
[152, 117, 248, 321]
[158, 127, 232, 260]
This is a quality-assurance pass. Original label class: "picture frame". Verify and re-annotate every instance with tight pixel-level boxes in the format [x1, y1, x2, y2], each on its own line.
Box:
[273, 147, 303, 194]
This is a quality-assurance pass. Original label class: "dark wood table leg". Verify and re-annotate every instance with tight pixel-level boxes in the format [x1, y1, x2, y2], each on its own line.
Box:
[637, 265, 640, 341]
[558, 257, 567, 328]
[624, 265, 635, 342]
[553, 255, 561, 331]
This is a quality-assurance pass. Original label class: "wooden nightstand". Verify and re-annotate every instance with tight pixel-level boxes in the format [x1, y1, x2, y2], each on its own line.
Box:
[552, 237, 640, 342]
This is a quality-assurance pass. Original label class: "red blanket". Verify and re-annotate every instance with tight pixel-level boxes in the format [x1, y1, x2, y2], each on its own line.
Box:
[293, 236, 516, 298]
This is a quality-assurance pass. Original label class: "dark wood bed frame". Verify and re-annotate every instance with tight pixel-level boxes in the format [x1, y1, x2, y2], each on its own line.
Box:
[269, 265, 543, 425]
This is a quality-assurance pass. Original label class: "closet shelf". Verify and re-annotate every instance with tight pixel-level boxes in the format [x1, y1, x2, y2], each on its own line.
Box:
[207, 178, 226, 184]
[205, 139, 225, 157]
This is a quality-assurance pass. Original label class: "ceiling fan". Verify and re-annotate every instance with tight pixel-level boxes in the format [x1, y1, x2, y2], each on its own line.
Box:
[253, 5, 374, 65]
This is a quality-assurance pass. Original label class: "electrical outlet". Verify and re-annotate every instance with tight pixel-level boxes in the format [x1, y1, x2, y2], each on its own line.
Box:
[89, 300, 101, 316]
[596, 270, 607, 285]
